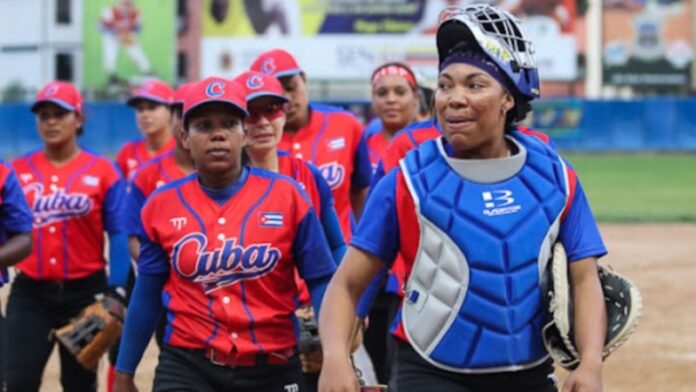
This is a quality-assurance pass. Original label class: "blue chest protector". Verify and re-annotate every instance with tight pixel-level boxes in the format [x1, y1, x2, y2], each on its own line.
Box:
[399, 133, 570, 373]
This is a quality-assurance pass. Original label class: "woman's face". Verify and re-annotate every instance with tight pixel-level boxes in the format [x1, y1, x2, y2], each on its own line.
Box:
[244, 96, 287, 154]
[435, 62, 514, 156]
[182, 103, 245, 176]
[134, 100, 172, 138]
[35, 103, 82, 149]
[279, 74, 309, 130]
[372, 74, 418, 133]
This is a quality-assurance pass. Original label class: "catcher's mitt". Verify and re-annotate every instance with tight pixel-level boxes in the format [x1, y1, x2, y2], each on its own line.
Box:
[296, 305, 322, 373]
[542, 243, 643, 370]
[118, 32, 136, 45]
[53, 293, 126, 371]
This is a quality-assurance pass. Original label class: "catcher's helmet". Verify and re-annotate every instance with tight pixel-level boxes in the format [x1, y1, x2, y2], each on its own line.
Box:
[436, 4, 540, 100]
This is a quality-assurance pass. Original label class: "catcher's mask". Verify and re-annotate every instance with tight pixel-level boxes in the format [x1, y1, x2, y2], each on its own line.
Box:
[436, 4, 540, 101]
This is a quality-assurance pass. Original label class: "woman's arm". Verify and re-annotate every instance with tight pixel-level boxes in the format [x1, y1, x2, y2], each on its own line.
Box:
[318, 246, 383, 392]
[563, 257, 606, 392]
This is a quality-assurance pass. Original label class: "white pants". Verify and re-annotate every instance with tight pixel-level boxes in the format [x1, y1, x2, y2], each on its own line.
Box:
[102, 33, 151, 74]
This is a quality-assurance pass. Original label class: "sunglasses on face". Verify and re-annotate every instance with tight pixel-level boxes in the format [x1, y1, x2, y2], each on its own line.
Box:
[244, 102, 287, 125]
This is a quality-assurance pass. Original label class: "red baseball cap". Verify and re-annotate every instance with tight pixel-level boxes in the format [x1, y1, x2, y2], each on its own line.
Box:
[127, 79, 174, 107]
[173, 81, 197, 108]
[31, 81, 83, 115]
[233, 71, 288, 104]
[182, 77, 248, 123]
[249, 49, 302, 78]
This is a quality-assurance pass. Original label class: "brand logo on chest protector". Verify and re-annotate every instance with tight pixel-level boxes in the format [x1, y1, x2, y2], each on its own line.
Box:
[25, 183, 92, 227]
[482, 190, 521, 216]
[171, 233, 281, 293]
[318, 162, 345, 189]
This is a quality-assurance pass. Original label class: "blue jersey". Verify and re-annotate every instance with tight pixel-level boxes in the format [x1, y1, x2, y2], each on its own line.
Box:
[0, 160, 33, 286]
[351, 133, 606, 370]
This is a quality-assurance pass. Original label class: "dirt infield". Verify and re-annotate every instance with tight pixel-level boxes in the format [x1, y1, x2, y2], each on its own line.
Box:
[2, 223, 695, 391]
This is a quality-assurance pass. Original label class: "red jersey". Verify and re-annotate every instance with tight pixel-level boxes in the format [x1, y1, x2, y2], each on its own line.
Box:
[364, 127, 390, 174]
[101, 5, 141, 33]
[278, 152, 337, 305]
[126, 151, 187, 235]
[115, 137, 176, 180]
[136, 168, 335, 356]
[278, 103, 372, 241]
[12, 150, 126, 280]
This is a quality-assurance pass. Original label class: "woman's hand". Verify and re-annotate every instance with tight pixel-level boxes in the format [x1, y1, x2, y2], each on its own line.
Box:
[318, 353, 360, 392]
[562, 359, 602, 392]
[112, 371, 139, 392]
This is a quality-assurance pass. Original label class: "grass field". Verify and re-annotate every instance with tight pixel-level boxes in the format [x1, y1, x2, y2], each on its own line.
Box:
[562, 153, 696, 222]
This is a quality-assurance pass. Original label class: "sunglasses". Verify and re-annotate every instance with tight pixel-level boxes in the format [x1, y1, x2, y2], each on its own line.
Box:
[244, 102, 287, 125]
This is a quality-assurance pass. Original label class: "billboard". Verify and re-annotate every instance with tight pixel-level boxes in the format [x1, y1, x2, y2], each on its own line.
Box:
[201, 0, 578, 81]
[83, 0, 175, 88]
[602, 0, 693, 86]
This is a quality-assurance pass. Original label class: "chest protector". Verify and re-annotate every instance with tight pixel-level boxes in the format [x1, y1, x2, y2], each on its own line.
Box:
[399, 134, 570, 373]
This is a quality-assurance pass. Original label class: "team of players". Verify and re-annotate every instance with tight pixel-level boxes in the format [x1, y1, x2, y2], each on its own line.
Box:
[0, 48, 394, 392]
[0, 6, 608, 391]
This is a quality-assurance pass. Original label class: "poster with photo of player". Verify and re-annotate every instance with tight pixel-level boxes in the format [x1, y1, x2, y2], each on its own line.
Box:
[602, 0, 693, 86]
[83, 0, 176, 88]
[200, 0, 578, 82]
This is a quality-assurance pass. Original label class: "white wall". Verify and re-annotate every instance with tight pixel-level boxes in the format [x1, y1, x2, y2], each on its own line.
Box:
[0, 0, 83, 92]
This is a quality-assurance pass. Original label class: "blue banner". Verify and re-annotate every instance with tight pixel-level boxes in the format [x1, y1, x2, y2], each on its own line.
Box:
[2, 99, 696, 160]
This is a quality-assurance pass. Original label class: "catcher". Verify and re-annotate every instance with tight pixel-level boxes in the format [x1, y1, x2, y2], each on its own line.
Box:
[318, 4, 611, 392]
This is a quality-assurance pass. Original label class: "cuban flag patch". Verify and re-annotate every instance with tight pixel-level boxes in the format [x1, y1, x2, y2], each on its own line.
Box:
[259, 212, 283, 227]
[327, 137, 346, 151]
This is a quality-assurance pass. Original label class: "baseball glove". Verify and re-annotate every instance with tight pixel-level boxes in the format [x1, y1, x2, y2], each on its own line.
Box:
[542, 243, 643, 370]
[296, 305, 322, 373]
[118, 32, 136, 45]
[53, 292, 126, 371]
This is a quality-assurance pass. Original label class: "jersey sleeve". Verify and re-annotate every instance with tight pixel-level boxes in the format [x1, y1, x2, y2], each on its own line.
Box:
[309, 164, 347, 263]
[126, 180, 147, 236]
[0, 167, 33, 234]
[559, 178, 608, 262]
[350, 169, 400, 265]
[102, 166, 127, 234]
[351, 130, 372, 190]
[136, 200, 170, 275]
[291, 188, 337, 282]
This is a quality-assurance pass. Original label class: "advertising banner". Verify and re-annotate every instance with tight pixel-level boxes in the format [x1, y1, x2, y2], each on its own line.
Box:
[201, 0, 578, 81]
[83, 0, 175, 88]
[603, 0, 693, 86]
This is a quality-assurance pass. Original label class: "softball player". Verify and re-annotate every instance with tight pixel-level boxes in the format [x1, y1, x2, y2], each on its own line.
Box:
[106, 82, 197, 391]
[360, 61, 421, 384]
[234, 71, 379, 390]
[319, 5, 607, 392]
[0, 160, 33, 389]
[115, 79, 175, 179]
[364, 62, 420, 174]
[113, 77, 336, 392]
[124, 81, 197, 258]
[5, 81, 130, 392]
[249, 49, 373, 241]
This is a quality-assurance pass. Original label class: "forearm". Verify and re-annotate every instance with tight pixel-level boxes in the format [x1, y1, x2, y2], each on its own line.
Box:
[0, 233, 32, 268]
[115, 273, 165, 374]
[128, 236, 140, 262]
[571, 258, 607, 365]
[319, 247, 381, 358]
[349, 187, 368, 221]
[318, 275, 361, 359]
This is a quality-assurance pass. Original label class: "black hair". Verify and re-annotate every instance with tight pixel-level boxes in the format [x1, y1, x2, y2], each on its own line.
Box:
[505, 94, 532, 133]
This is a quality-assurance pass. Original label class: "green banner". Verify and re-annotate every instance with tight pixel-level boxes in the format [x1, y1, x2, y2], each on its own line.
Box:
[83, 0, 175, 88]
